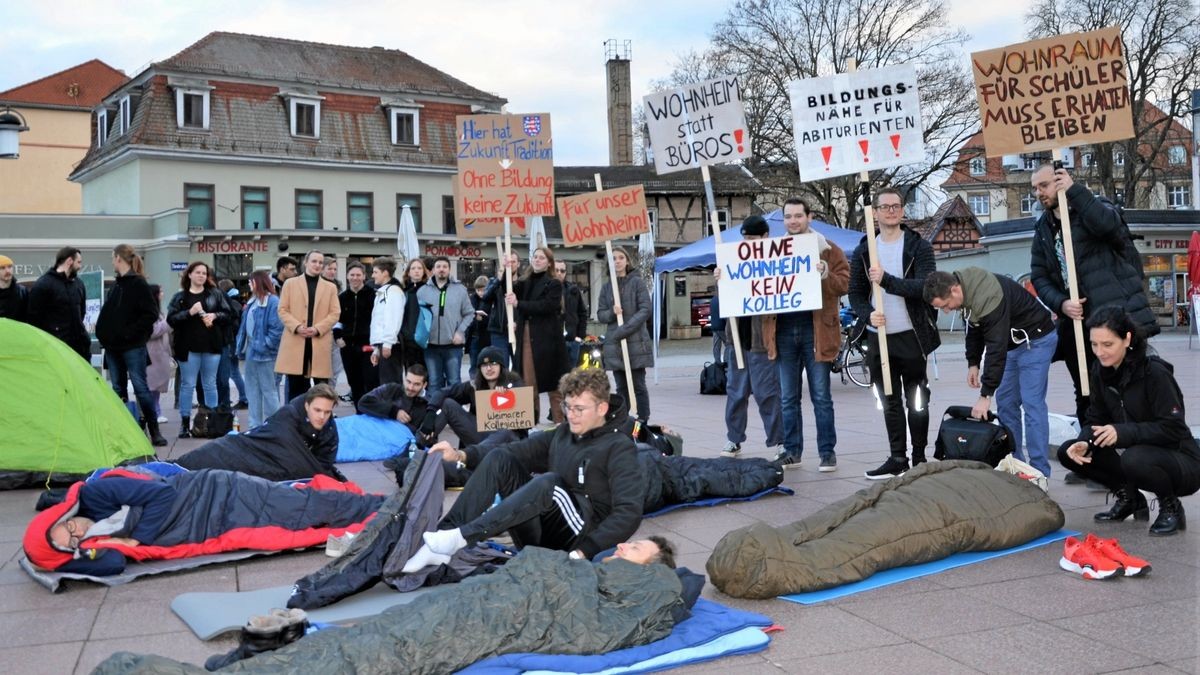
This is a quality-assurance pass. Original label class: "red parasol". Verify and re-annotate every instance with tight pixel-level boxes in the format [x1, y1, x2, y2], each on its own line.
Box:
[1189, 231, 1200, 301]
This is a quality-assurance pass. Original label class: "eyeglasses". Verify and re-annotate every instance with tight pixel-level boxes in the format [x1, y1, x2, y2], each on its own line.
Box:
[876, 204, 904, 213]
[560, 402, 600, 416]
[64, 519, 85, 548]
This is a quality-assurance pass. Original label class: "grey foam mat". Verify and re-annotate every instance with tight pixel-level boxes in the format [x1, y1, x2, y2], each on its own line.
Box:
[172, 582, 437, 640]
[19, 549, 283, 592]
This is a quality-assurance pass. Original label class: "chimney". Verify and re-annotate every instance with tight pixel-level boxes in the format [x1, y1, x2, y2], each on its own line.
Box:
[604, 39, 633, 166]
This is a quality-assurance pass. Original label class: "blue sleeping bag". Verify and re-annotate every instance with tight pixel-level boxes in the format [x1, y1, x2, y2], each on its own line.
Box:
[335, 415, 415, 462]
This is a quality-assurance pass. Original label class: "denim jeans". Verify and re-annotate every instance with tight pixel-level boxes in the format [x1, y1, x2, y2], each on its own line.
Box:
[725, 347, 783, 445]
[105, 346, 156, 422]
[995, 329, 1058, 476]
[216, 344, 248, 410]
[424, 344, 465, 391]
[243, 359, 280, 429]
[178, 351, 220, 414]
[487, 332, 512, 368]
[775, 315, 837, 460]
[565, 340, 581, 370]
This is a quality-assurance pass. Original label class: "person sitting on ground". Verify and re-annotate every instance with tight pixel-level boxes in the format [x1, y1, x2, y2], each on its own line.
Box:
[1058, 306, 1200, 536]
[357, 363, 432, 439]
[174, 384, 345, 482]
[423, 345, 527, 448]
[402, 368, 643, 572]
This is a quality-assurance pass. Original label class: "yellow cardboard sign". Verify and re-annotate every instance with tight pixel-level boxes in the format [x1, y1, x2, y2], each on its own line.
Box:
[474, 386, 536, 432]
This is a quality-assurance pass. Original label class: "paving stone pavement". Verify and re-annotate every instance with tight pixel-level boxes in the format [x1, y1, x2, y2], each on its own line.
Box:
[1, 331, 1197, 674]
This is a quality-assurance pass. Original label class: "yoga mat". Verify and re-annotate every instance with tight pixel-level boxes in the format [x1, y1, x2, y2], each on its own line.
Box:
[172, 583, 440, 640]
[526, 627, 769, 675]
[780, 529, 1078, 605]
[644, 486, 794, 518]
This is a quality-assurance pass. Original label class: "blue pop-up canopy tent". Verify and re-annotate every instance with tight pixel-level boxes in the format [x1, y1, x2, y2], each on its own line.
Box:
[654, 209, 862, 274]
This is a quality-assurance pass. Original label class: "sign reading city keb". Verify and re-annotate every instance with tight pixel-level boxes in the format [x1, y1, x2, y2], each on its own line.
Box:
[474, 386, 535, 432]
[642, 77, 751, 175]
[556, 185, 649, 247]
[788, 65, 924, 181]
[970, 26, 1134, 156]
[714, 233, 822, 317]
[455, 113, 554, 219]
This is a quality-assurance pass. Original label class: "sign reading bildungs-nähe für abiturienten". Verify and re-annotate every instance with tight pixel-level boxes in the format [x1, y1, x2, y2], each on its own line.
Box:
[642, 77, 751, 175]
[788, 64, 925, 181]
[714, 233, 823, 317]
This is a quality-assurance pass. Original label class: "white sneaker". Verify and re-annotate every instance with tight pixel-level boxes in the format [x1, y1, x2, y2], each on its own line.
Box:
[156, 416, 168, 424]
[720, 442, 742, 458]
[325, 532, 356, 558]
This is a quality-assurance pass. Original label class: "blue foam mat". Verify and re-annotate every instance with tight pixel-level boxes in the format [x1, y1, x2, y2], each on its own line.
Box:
[336, 414, 415, 462]
[644, 486, 794, 518]
[780, 529, 1079, 605]
[459, 598, 772, 674]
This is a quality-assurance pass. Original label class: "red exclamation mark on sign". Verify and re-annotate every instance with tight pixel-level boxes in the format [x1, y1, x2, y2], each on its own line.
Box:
[890, 134, 901, 157]
[821, 146, 832, 171]
[858, 140, 870, 163]
[734, 129, 745, 153]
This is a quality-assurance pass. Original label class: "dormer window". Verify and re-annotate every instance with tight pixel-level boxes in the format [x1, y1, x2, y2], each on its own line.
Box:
[390, 108, 420, 146]
[169, 78, 213, 131]
[97, 109, 109, 146]
[968, 157, 985, 176]
[119, 96, 131, 135]
[283, 92, 323, 139]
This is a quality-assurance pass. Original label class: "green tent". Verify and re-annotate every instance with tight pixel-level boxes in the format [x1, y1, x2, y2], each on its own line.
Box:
[0, 318, 152, 489]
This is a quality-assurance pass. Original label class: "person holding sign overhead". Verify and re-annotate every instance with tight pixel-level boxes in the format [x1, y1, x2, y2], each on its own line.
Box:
[506, 246, 569, 425]
[596, 247, 654, 424]
[848, 188, 940, 480]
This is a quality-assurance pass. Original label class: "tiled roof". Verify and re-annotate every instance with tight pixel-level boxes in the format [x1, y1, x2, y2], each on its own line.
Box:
[0, 59, 127, 109]
[555, 164, 763, 195]
[154, 32, 504, 104]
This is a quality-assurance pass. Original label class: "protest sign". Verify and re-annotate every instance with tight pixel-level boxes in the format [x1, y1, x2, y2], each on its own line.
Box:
[970, 26, 1134, 156]
[455, 113, 554, 219]
[714, 233, 822, 317]
[642, 77, 751, 175]
[474, 386, 535, 432]
[556, 185, 649, 247]
[788, 65, 925, 181]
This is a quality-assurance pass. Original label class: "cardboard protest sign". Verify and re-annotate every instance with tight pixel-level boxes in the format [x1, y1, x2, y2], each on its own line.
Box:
[452, 182, 527, 239]
[455, 113, 554, 219]
[788, 65, 925, 181]
[474, 386, 535, 432]
[642, 77, 750, 175]
[556, 185, 649, 247]
[714, 233, 822, 317]
[970, 26, 1134, 156]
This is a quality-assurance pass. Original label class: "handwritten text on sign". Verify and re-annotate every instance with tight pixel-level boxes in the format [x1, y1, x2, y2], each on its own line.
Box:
[556, 185, 649, 247]
[971, 26, 1134, 156]
[788, 65, 925, 181]
[715, 234, 822, 317]
[451, 181, 527, 240]
[455, 113, 554, 219]
[474, 386, 535, 432]
[642, 77, 750, 175]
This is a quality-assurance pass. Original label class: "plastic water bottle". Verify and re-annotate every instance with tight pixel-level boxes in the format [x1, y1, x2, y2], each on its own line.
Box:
[407, 440, 418, 458]
[232, 416, 241, 434]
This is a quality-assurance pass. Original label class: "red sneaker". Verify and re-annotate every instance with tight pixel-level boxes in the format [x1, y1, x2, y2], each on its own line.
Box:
[1085, 534, 1151, 577]
[1059, 535, 1123, 580]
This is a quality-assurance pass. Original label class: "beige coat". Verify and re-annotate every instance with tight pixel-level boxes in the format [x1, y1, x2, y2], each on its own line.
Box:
[275, 275, 341, 378]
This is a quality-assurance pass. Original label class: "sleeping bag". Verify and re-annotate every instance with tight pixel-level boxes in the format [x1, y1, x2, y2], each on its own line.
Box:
[636, 447, 783, 513]
[706, 460, 1064, 599]
[175, 396, 341, 481]
[22, 468, 383, 577]
[92, 548, 684, 675]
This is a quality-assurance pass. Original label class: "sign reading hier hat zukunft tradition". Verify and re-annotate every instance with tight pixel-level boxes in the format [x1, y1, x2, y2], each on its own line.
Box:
[788, 64, 924, 181]
[714, 233, 822, 317]
[474, 386, 535, 432]
[642, 77, 750, 175]
[970, 26, 1134, 157]
[455, 113, 554, 219]
[556, 185, 649, 247]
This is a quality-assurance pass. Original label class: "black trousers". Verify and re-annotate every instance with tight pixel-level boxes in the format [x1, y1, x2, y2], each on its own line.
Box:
[340, 338, 376, 403]
[441, 449, 585, 551]
[1057, 441, 1200, 499]
[286, 375, 328, 400]
[375, 343, 407, 386]
[1053, 319, 1097, 423]
[867, 330, 930, 458]
[613, 368, 650, 423]
[435, 399, 521, 448]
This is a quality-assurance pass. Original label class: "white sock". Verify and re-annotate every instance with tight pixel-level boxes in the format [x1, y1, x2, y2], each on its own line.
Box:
[401, 544, 452, 573]
[423, 527, 467, 556]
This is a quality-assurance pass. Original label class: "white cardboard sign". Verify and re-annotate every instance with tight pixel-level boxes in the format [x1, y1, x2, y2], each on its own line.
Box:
[642, 76, 751, 175]
[788, 65, 925, 180]
[715, 233, 823, 317]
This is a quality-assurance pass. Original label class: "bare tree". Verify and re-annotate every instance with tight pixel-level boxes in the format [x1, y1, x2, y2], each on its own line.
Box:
[1026, 0, 1200, 207]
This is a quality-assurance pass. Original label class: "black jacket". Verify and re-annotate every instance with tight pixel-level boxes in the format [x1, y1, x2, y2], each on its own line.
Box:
[96, 272, 159, 353]
[485, 275, 509, 336]
[848, 226, 940, 356]
[1029, 185, 1158, 338]
[357, 383, 431, 434]
[1079, 354, 1200, 461]
[427, 372, 525, 417]
[563, 281, 589, 341]
[958, 270, 1055, 397]
[336, 285, 375, 342]
[462, 394, 643, 558]
[27, 269, 89, 359]
[0, 283, 29, 322]
[166, 287, 230, 358]
[512, 271, 569, 393]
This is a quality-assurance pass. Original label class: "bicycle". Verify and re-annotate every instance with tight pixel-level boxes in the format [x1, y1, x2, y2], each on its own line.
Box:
[831, 307, 871, 388]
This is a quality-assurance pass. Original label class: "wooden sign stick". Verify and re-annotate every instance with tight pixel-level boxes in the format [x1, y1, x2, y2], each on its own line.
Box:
[595, 173, 639, 420]
[700, 164, 745, 370]
[503, 218, 517, 350]
[848, 59, 892, 396]
[1054, 150, 1089, 396]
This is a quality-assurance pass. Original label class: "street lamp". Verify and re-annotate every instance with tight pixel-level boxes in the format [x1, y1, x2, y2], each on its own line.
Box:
[0, 106, 30, 159]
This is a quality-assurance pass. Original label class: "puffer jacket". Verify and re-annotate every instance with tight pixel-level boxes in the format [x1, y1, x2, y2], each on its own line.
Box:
[848, 226, 940, 356]
[597, 274, 654, 370]
[1079, 354, 1200, 461]
[1030, 185, 1158, 338]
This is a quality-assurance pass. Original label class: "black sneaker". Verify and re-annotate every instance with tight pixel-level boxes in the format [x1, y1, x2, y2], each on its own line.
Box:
[865, 457, 909, 480]
[234, 400, 250, 410]
[773, 450, 802, 469]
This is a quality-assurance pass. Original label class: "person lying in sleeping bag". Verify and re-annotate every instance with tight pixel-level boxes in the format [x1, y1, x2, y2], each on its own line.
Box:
[23, 468, 383, 577]
[175, 385, 344, 482]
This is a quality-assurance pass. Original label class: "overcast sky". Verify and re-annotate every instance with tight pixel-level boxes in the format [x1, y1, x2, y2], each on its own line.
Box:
[1, 0, 1032, 164]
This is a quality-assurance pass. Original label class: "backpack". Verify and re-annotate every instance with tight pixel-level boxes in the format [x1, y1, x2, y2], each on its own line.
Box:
[412, 303, 433, 349]
[700, 360, 727, 395]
